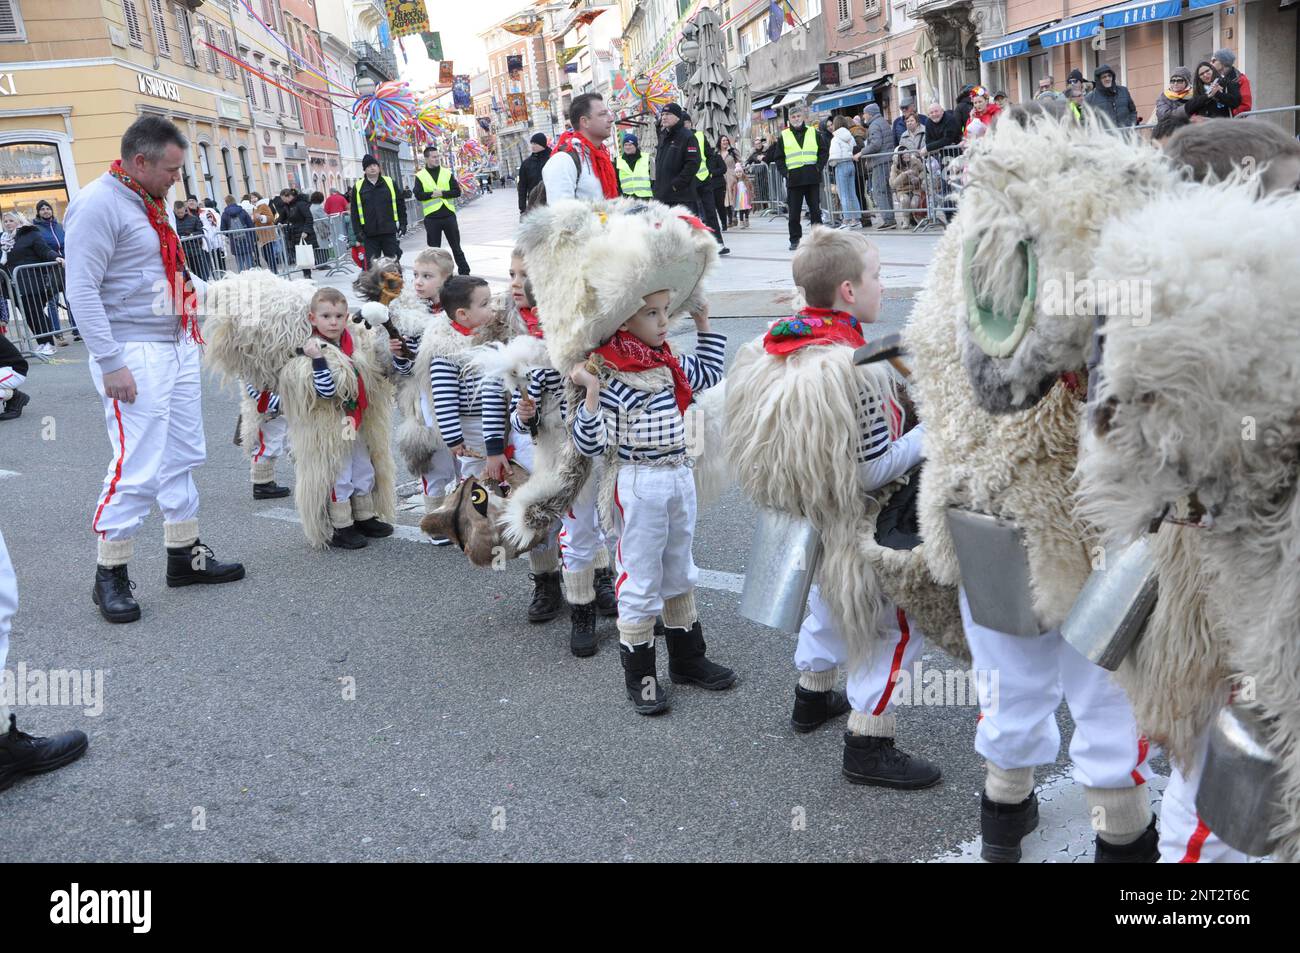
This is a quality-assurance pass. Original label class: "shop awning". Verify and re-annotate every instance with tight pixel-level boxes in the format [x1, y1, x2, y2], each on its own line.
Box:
[1037, 12, 1103, 48]
[810, 83, 875, 113]
[774, 79, 821, 108]
[1188, 0, 1226, 7]
[750, 94, 779, 111]
[979, 24, 1048, 63]
[1101, 0, 1183, 29]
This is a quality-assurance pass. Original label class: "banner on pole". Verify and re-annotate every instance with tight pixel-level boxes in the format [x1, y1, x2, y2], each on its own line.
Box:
[438, 61, 454, 85]
[385, 0, 429, 39]
[420, 31, 442, 61]
[453, 75, 473, 110]
[507, 92, 529, 123]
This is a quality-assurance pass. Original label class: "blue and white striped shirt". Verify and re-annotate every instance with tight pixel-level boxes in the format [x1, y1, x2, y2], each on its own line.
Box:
[243, 382, 281, 416]
[572, 332, 725, 461]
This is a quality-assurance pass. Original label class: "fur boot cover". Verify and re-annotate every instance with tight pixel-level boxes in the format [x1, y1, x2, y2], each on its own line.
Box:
[903, 112, 1172, 632]
[201, 269, 315, 391]
[726, 338, 965, 664]
[1077, 182, 1300, 858]
[277, 323, 398, 548]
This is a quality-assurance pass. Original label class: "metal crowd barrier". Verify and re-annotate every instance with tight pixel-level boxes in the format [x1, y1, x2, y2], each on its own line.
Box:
[180, 211, 360, 283]
[817, 144, 965, 231]
[3, 260, 75, 360]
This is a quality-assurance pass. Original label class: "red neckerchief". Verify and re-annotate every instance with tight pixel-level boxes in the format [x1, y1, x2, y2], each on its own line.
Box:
[427, 301, 444, 315]
[592, 330, 693, 414]
[256, 390, 272, 413]
[450, 320, 473, 336]
[108, 160, 202, 344]
[315, 329, 368, 430]
[519, 306, 543, 338]
[555, 130, 619, 199]
[765, 308, 902, 438]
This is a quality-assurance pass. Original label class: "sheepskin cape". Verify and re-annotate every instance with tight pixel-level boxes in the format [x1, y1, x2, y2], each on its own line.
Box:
[904, 113, 1171, 632]
[202, 270, 315, 391]
[726, 338, 964, 663]
[278, 324, 397, 548]
[1077, 182, 1300, 859]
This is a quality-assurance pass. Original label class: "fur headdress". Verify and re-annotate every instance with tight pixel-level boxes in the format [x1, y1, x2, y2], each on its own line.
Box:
[517, 197, 718, 376]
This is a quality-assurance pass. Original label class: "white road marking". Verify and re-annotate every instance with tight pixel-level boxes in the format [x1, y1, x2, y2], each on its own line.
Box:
[0, 470, 19, 480]
[255, 506, 749, 594]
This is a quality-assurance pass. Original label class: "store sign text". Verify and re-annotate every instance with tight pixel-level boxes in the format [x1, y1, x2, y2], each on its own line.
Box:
[137, 73, 182, 102]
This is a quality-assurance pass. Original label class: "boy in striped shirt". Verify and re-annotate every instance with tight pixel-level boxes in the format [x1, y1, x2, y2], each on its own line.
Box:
[569, 295, 735, 715]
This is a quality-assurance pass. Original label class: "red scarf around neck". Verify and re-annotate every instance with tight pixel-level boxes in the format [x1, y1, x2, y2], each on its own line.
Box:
[450, 319, 474, 336]
[314, 328, 367, 431]
[592, 330, 693, 414]
[555, 130, 619, 199]
[519, 306, 543, 338]
[108, 160, 203, 344]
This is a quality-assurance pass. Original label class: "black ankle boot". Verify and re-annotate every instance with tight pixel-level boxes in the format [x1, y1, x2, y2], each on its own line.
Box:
[980, 791, 1040, 863]
[620, 641, 668, 714]
[253, 481, 291, 500]
[791, 684, 851, 733]
[1095, 816, 1159, 863]
[328, 525, 368, 549]
[92, 564, 140, 623]
[842, 733, 942, 790]
[353, 517, 394, 538]
[165, 540, 246, 587]
[663, 622, 735, 690]
[527, 570, 564, 623]
[569, 601, 598, 656]
[0, 390, 30, 420]
[0, 714, 89, 792]
[593, 567, 619, 617]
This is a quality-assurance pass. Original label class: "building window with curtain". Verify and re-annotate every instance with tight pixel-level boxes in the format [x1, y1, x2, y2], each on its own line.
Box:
[1178, 15, 1215, 72]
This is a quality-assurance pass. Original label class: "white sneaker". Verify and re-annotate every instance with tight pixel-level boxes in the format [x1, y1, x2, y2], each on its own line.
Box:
[39, 343, 55, 356]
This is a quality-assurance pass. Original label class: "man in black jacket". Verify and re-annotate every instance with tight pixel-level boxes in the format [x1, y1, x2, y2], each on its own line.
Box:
[769, 105, 829, 250]
[652, 103, 701, 208]
[517, 132, 551, 214]
[350, 154, 407, 264]
[413, 145, 469, 274]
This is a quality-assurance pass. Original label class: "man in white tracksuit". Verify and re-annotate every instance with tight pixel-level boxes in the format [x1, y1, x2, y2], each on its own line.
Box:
[65, 115, 246, 624]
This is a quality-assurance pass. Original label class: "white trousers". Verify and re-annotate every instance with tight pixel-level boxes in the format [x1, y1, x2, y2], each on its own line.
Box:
[0, 529, 14, 686]
[559, 462, 611, 573]
[610, 465, 698, 626]
[419, 391, 460, 498]
[1158, 730, 1251, 863]
[960, 588, 1151, 788]
[795, 585, 925, 716]
[331, 438, 376, 503]
[252, 414, 289, 461]
[0, 365, 25, 402]
[90, 342, 205, 542]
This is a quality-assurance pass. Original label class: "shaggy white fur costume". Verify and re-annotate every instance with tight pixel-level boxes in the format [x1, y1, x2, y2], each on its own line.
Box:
[1077, 183, 1300, 860]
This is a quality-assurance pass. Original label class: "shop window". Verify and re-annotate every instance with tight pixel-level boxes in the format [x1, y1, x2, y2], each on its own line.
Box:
[0, 1, 28, 43]
[123, 0, 144, 47]
[1178, 15, 1214, 73]
[147, 0, 170, 57]
[0, 142, 69, 220]
[1028, 52, 1051, 95]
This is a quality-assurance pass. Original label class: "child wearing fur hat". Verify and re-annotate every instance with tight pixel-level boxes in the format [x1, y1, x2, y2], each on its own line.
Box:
[279, 287, 397, 549]
[728, 226, 941, 787]
[570, 295, 735, 714]
[508, 248, 615, 644]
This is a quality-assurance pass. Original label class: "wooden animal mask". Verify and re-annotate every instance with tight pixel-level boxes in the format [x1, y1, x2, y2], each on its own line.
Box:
[419, 465, 531, 567]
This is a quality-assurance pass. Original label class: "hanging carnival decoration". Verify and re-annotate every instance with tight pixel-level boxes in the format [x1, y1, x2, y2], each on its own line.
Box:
[352, 80, 418, 141]
[406, 98, 456, 146]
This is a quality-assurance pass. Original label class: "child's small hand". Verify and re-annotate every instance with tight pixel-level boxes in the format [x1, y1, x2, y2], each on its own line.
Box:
[570, 363, 598, 391]
[387, 338, 405, 357]
[516, 395, 537, 423]
[303, 338, 323, 360]
[691, 303, 711, 332]
[451, 444, 468, 458]
[485, 454, 509, 482]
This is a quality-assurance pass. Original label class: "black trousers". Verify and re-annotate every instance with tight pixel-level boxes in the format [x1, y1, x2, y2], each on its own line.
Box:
[713, 184, 729, 232]
[424, 214, 470, 274]
[362, 233, 402, 265]
[786, 182, 823, 243]
[695, 187, 726, 247]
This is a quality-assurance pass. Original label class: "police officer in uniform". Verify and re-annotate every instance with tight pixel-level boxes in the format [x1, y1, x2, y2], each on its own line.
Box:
[350, 154, 406, 263]
[616, 134, 653, 199]
[413, 144, 470, 275]
[769, 106, 829, 250]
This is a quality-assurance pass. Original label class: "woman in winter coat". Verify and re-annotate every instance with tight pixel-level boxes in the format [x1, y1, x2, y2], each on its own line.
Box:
[2, 211, 59, 353]
[963, 87, 1001, 143]
[889, 143, 926, 228]
[1185, 61, 1240, 120]
[718, 136, 742, 228]
[828, 116, 862, 227]
[517, 133, 551, 215]
[309, 190, 331, 268]
[33, 199, 75, 344]
[1155, 67, 1194, 121]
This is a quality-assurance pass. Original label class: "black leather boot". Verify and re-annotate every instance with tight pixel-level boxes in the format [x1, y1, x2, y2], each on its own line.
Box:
[0, 390, 30, 421]
[0, 714, 89, 792]
[1095, 816, 1159, 863]
[92, 564, 140, 623]
[353, 517, 394, 538]
[328, 525, 368, 549]
[620, 640, 668, 715]
[980, 791, 1040, 863]
[252, 481, 291, 499]
[527, 571, 564, 623]
[791, 684, 851, 733]
[663, 622, 736, 690]
[842, 733, 942, 790]
[165, 540, 247, 587]
[593, 567, 619, 617]
[569, 601, 598, 657]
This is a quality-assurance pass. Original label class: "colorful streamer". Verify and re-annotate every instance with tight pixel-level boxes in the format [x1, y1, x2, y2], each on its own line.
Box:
[352, 80, 418, 141]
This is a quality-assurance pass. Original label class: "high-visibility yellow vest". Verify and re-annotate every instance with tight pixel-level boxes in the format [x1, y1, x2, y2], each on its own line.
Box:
[616, 153, 653, 197]
[415, 165, 455, 216]
[781, 125, 819, 171]
[694, 130, 709, 182]
[355, 174, 398, 226]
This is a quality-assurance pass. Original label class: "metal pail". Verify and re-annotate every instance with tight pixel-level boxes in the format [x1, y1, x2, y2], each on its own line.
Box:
[1196, 704, 1282, 858]
[739, 507, 823, 634]
[1061, 535, 1158, 670]
[945, 506, 1045, 637]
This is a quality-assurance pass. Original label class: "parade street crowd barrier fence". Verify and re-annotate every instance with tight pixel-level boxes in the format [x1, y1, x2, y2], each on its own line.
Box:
[2, 262, 73, 362]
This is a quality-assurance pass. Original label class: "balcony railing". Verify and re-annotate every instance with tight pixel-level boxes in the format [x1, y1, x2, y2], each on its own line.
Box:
[352, 41, 397, 82]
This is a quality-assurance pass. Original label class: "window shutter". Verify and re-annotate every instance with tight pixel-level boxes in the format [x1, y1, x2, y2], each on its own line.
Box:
[0, 0, 27, 40]
[123, 0, 144, 46]
[173, 5, 195, 66]
[220, 28, 235, 79]
[148, 0, 169, 56]
[201, 19, 217, 73]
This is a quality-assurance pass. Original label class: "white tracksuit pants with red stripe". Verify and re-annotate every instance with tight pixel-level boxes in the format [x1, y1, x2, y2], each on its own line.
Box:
[610, 465, 696, 626]
[331, 439, 376, 503]
[1158, 730, 1250, 863]
[418, 392, 459, 498]
[795, 585, 924, 716]
[90, 342, 205, 542]
[0, 529, 15, 689]
[251, 414, 289, 463]
[560, 463, 611, 574]
[0, 365, 25, 401]
[959, 588, 1151, 788]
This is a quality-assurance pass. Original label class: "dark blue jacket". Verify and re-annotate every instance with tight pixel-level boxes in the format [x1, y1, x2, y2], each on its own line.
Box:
[221, 203, 254, 231]
[33, 217, 65, 257]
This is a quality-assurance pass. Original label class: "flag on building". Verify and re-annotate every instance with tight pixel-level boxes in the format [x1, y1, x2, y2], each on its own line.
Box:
[507, 92, 529, 123]
[420, 31, 442, 61]
[385, 0, 429, 40]
[453, 75, 473, 110]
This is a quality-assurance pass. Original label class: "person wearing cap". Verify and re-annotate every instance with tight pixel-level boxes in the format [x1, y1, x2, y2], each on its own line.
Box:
[1155, 67, 1195, 121]
[350, 154, 406, 265]
[770, 104, 829, 250]
[891, 98, 929, 143]
[652, 102, 701, 208]
[518, 132, 551, 214]
[1210, 49, 1251, 115]
[616, 133, 653, 199]
[413, 145, 469, 275]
